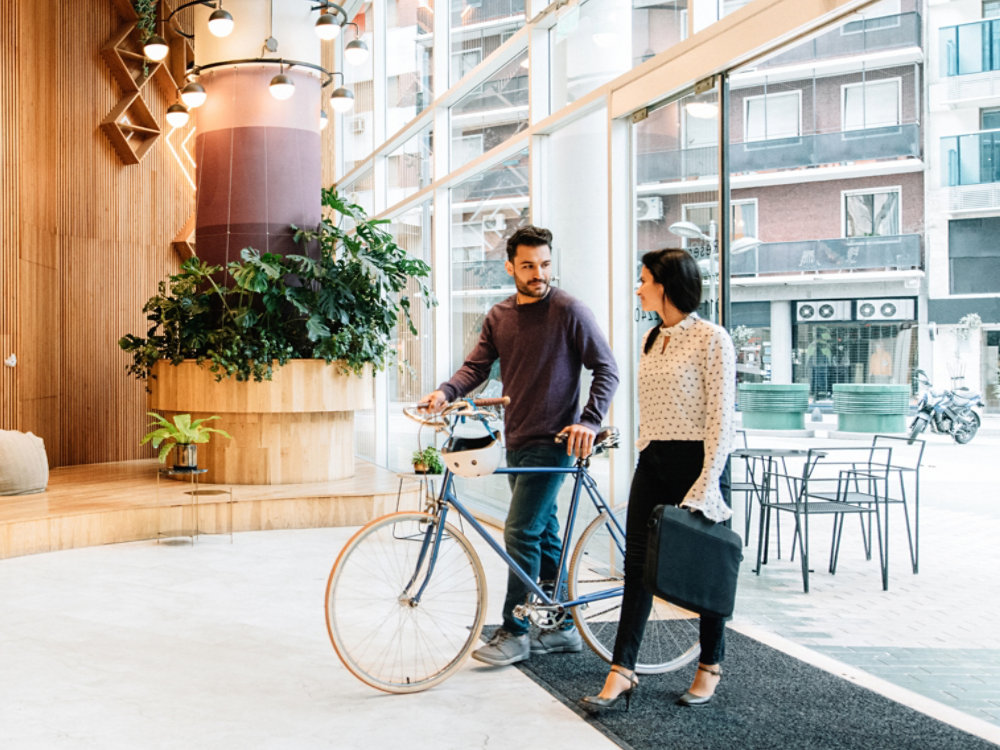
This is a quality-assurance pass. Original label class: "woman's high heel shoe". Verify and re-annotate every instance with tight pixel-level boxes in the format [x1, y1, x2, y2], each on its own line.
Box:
[677, 664, 722, 707]
[579, 668, 639, 713]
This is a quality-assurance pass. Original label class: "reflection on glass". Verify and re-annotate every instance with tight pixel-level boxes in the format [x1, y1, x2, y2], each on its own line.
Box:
[388, 126, 433, 206]
[449, 0, 526, 87]
[339, 168, 375, 231]
[633, 95, 720, 331]
[449, 148, 529, 373]
[387, 200, 436, 471]
[343, 6, 376, 175]
[387, 0, 434, 135]
[450, 52, 529, 170]
[550, 0, 632, 109]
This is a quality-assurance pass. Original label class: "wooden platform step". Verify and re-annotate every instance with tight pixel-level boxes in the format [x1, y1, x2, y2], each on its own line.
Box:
[0, 459, 425, 560]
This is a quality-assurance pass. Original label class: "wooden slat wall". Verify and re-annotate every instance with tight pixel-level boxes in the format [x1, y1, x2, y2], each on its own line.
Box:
[0, 0, 18, 430]
[0, 0, 195, 466]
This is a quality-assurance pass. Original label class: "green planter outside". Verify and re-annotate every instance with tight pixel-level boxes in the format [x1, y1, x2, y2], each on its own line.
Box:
[738, 383, 810, 430]
[832, 384, 909, 433]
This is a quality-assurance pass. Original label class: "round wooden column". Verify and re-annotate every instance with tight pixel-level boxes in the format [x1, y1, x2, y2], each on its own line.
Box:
[149, 360, 373, 484]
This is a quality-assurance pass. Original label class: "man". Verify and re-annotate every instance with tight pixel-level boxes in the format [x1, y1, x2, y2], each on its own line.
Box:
[420, 225, 619, 666]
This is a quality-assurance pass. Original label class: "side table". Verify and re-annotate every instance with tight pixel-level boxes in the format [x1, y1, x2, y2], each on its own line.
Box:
[395, 472, 440, 512]
[156, 467, 233, 544]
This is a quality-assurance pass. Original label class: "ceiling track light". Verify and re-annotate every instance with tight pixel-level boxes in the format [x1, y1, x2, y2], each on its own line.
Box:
[269, 63, 296, 100]
[208, 6, 234, 37]
[179, 81, 207, 108]
[165, 102, 191, 128]
[143, 33, 169, 61]
[315, 12, 343, 40]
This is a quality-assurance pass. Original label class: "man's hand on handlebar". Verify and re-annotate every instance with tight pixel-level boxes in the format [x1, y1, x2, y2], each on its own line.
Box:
[418, 390, 448, 413]
[556, 424, 596, 459]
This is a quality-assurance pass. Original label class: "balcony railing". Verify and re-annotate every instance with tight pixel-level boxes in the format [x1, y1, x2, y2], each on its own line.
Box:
[731, 235, 922, 277]
[941, 17, 1000, 77]
[941, 130, 1000, 186]
[637, 124, 920, 183]
[755, 12, 920, 69]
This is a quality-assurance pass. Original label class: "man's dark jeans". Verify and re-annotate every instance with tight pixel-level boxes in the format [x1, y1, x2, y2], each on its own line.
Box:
[501, 442, 573, 635]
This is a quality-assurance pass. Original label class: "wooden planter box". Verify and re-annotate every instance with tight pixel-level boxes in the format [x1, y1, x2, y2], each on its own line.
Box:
[149, 360, 373, 484]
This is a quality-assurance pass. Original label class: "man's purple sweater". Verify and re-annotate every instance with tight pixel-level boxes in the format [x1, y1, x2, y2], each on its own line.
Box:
[439, 287, 619, 451]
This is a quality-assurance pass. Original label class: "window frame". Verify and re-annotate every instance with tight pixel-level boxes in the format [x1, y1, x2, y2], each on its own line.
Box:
[841, 186, 901, 239]
[841, 77, 902, 132]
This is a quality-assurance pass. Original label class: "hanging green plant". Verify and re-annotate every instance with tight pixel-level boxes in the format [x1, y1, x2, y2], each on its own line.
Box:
[119, 189, 435, 383]
[133, 0, 156, 43]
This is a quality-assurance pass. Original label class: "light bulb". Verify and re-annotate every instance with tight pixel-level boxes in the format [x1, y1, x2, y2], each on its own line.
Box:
[208, 8, 234, 37]
[344, 39, 369, 66]
[269, 73, 295, 100]
[143, 34, 169, 62]
[180, 82, 207, 108]
[315, 13, 342, 40]
[330, 87, 355, 113]
[165, 103, 190, 128]
[319, 110, 329, 130]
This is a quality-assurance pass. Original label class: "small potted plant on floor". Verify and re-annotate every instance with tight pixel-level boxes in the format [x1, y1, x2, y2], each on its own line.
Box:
[411, 446, 443, 475]
[141, 412, 232, 470]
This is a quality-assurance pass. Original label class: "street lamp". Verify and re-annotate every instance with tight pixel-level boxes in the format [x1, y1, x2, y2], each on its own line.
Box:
[669, 220, 761, 322]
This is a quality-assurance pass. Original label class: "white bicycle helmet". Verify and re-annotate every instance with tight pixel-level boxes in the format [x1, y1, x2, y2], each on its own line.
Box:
[441, 431, 502, 477]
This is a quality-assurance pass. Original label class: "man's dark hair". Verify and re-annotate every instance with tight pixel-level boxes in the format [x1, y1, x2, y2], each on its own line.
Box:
[506, 225, 553, 262]
[641, 248, 702, 354]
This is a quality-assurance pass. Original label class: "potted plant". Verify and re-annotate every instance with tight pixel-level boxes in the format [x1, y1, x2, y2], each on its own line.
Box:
[411, 446, 443, 475]
[141, 412, 232, 470]
[118, 190, 435, 484]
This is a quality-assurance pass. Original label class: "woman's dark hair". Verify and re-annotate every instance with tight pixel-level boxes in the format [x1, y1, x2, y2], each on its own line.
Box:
[641, 248, 702, 354]
[506, 225, 553, 261]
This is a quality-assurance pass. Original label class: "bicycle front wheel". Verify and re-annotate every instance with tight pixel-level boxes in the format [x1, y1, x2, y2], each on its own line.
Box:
[569, 506, 701, 674]
[325, 512, 487, 693]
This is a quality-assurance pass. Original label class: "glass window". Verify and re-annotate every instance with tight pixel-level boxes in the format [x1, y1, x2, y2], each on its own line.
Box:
[843, 79, 900, 131]
[448, 149, 529, 373]
[982, 107, 1000, 130]
[986, 1, 1000, 20]
[744, 91, 801, 142]
[449, 52, 529, 170]
[386, 0, 435, 135]
[449, 0, 526, 87]
[339, 168, 376, 229]
[343, 5, 376, 175]
[549, 0, 633, 110]
[844, 188, 899, 238]
[386, 199, 436, 472]
[387, 125, 434, 206]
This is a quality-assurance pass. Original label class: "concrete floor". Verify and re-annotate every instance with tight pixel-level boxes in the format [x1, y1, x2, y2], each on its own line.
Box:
[2, 418, 999, 748]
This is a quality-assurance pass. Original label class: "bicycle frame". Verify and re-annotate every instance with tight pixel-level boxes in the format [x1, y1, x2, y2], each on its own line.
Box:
[406, 462, 626, 616]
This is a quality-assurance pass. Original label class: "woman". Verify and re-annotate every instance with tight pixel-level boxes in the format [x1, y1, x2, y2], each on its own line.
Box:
[580, 248, 736, 710]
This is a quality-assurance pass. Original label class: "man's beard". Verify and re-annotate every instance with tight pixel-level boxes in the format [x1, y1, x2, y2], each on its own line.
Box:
[515, 277, 549, 299]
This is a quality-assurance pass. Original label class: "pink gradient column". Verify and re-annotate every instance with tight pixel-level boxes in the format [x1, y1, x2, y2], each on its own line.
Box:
[194, 65, 322, 267]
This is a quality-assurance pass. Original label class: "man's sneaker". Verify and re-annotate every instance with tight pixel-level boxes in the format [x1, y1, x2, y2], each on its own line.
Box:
[471, 629, 530, 666]
[530, 627, 583, 654]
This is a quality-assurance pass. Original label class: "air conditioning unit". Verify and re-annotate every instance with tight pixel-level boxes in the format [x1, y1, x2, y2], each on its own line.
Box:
[856, 298, 914, 321]
[636, 196, 664, 221]
[482, 215, 506, 232]
[796, 300, 851, 323]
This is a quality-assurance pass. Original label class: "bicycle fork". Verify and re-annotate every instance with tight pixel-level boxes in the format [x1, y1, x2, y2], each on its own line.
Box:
[399, 506, 453, 607]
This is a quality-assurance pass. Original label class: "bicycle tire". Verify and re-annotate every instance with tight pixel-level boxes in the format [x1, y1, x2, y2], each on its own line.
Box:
[568, 506, 700, 674]
[325, 511, 487, 693]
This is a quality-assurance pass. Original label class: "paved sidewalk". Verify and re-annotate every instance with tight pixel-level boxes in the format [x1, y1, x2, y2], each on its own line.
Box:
[730, 418, 1000, 727]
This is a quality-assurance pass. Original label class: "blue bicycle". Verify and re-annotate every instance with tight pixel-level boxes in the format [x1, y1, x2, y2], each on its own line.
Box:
[325, 398, 700, 693]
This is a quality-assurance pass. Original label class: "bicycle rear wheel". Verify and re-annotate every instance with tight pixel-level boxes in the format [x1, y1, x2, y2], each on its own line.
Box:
[568, 506, 700, 674]
[325, 511, 487, 693]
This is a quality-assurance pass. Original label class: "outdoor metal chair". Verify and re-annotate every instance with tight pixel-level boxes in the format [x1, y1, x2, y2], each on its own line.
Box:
[756, 446, 893, 592]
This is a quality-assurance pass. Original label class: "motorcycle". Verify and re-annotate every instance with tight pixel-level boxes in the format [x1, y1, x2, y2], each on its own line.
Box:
[908, 369, 984, 445]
